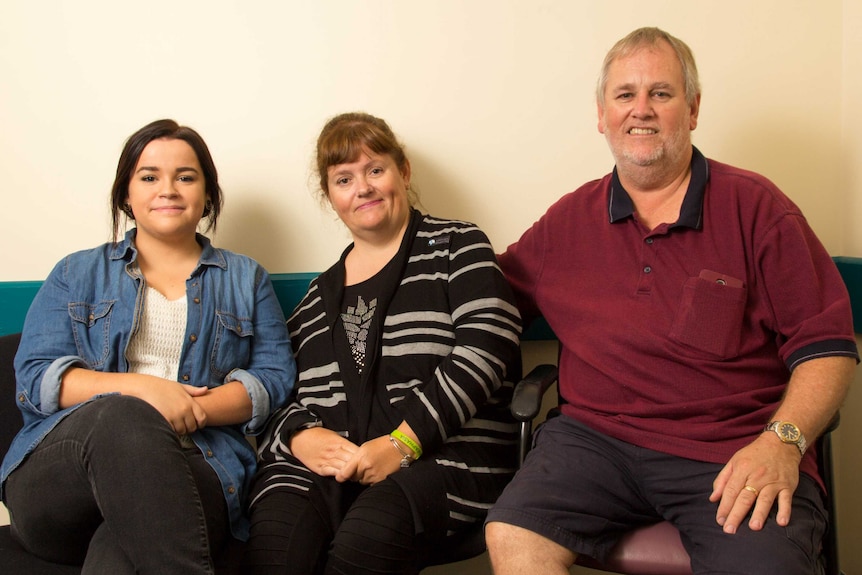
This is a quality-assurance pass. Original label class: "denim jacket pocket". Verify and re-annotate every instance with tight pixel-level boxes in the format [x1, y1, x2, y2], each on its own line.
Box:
[669, 272, 746, 359]
[211, 311, 254, 382]
[68, 300, 116, 368]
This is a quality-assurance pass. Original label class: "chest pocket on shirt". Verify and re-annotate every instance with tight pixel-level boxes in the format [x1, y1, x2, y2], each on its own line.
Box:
[68, 300, 115, 368]
[669, 271, 746, 359]
[211, 311, 254, 382]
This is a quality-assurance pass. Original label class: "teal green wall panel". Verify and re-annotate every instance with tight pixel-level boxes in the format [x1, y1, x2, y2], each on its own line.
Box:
[834, 257, 862, 334]
[0, 281, 42, 338]
[269, 272, 319, 319]
[3, 258, 862, 338]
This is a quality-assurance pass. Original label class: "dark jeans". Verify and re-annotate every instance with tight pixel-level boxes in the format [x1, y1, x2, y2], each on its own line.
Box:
[5, 395, 230, 575]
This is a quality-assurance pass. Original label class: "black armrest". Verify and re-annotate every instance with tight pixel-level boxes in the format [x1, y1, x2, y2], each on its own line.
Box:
[510, 364, 558, 422]
[1, 333, 23, 460]
[818, 411, 841, 575]
[824, 413, 840, 435]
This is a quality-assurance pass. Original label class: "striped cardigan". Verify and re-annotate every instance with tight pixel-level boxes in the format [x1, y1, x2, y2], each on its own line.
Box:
[254, 210, 522, 516]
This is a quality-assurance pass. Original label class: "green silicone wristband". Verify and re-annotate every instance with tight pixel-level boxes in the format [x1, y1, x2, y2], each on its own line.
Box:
[390, 429, 422, 459]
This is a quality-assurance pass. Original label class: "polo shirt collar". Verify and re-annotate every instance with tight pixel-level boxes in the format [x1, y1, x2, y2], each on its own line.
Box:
[608, 146, 709, 230]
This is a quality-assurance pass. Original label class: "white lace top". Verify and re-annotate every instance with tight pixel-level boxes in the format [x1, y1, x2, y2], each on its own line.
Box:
[127, 287, 187, 380]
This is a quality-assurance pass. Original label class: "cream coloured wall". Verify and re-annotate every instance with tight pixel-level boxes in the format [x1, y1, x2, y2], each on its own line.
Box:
[0, 0, 851, 279]
[845, 0, 862, 257]
[1, 0, 859, 572]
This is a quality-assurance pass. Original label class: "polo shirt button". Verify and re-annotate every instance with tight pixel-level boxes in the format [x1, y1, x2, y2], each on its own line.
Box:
[643, 266, 652, 274]
[645, 238, 654, 244]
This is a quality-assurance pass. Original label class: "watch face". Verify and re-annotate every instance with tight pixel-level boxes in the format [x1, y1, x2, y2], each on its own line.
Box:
[779, 422, 800, 442]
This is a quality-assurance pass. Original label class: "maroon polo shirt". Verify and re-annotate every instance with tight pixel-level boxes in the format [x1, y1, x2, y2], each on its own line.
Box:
[500, 147, 858, 481]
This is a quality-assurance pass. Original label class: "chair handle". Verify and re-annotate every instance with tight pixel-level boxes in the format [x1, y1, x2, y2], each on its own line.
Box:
[510, 364, 558, 422]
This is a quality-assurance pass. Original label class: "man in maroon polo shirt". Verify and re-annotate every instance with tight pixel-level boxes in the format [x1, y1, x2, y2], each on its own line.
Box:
[485, 27, 858, 575]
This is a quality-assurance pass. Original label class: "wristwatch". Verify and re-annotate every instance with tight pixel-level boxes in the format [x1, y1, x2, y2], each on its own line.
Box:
[764, 421, 807, 455]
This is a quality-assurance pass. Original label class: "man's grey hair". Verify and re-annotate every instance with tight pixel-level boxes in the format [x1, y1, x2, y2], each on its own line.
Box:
[596, 27, 701, 106]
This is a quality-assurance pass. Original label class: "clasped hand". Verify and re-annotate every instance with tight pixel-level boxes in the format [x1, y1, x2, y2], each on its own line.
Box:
[137, 377, 209, 435]
[709, 433, 801, 534]
[291, 428, 402, 485]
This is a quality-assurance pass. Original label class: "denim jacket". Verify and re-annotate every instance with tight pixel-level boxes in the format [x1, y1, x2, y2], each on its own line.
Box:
[0, 230, 296, 540]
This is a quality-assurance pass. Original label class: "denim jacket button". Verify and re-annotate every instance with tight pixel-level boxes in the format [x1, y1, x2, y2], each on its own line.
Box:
[227, 486, 236, 494]
[206, 450, 214, 457]
[189, 334, 197, 342]
[193, 297, 201, 304]
[182, 374, 190, 381]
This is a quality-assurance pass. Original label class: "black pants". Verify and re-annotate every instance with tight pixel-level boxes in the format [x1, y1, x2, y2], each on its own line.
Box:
[242, 452, 484, 575]
[5, 395, 230, 574]
[244, 477, 427, 575]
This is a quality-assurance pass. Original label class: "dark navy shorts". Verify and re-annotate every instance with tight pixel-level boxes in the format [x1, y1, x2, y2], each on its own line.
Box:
[486, 415, 827, 575]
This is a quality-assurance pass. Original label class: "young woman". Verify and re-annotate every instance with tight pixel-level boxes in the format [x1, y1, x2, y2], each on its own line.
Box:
[0, 119, 295, 574]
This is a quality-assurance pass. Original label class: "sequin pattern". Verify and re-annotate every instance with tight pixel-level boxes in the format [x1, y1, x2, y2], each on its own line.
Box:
[341, 295, 377, 374]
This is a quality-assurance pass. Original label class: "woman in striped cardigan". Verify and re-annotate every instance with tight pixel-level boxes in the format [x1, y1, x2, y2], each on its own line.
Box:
[243, 112, 523, 574]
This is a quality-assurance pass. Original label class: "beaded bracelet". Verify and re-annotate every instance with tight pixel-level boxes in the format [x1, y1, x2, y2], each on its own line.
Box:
[390, 429, 422, 459]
